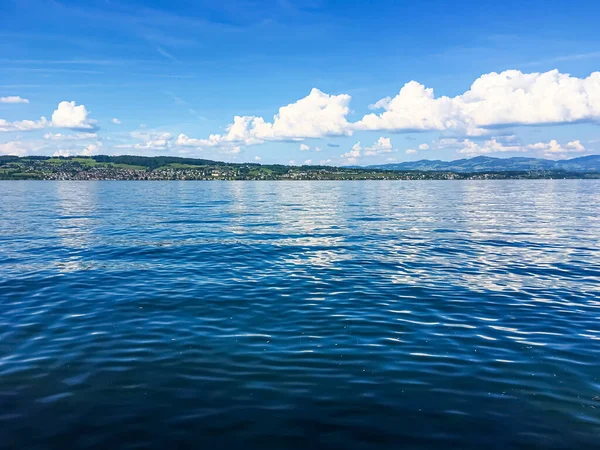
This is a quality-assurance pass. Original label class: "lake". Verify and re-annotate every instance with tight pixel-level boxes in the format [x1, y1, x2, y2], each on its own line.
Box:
[1, 180, 599, 449]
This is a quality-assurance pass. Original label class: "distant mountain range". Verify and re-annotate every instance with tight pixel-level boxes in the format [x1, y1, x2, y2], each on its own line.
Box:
[365, 155, 600, 172]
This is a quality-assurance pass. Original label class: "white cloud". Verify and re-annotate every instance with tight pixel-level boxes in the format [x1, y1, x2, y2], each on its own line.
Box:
[44, 132, 98, 140]
[356, 70, 600, 135]
[405, 142, 431, 155]
[341, 142, 362, 164]
[400, 135, 587, 160]
[52, 141, 103, 157]
[527, 139, 586, 159]
[247, 88, 352, 140]
[299, 143, 323, 152]
[116, 131, 173, 150]
[456, 138, 587, 159]
[364, 137, 393, 156]
[457, 139, 525, 156]
[52, 149, 73, 157]
[0, 117, 49, 132]
[51, 101, 96, 130]
[170, 69, 600, 154]
[118, 130, 243, 155]
[132, 70, 600, 152]
[342, 137, 394, 163]
[175, 133, 209, 147]
[1, 101, 97, 132]
[304, 159, 312, 165]
[320, 159, 332, 165]
[112, 118, 122, 124]
[0, 96, 29, 104]
[0, 141, 40, 156]
[175, 133, 243, 152]
[132, 131, 172, 143]
[368, 97, 392, 110]
[82, 142, 102, 155]
[289, 160, 296, 165]
[3, 70, 596, 161]
[2, 68, 599, 163]
[179, 88, 352, 150]
[568, 140, 585, 152]
[254, 156, 261, 161]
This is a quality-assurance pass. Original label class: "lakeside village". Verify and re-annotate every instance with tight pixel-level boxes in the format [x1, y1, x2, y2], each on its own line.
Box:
[1, 156, 597, 181]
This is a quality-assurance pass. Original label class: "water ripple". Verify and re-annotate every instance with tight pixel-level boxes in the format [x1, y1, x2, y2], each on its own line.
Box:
[0, 180, 599, 449]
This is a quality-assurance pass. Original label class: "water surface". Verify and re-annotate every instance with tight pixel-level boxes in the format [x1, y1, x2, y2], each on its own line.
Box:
[1, 180, 599, 449]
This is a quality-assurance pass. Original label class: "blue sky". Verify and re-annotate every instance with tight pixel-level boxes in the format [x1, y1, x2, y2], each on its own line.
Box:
[1, 0, 599, 165]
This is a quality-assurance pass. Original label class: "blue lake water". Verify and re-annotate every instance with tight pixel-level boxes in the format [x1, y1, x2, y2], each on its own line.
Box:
[1, 180, 599, 449]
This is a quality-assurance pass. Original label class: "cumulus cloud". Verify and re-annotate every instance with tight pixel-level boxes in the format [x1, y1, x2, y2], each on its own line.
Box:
[341, 137, 395, 163]
[254, 156, 261, 161]
[51, 101, 96, 130]
[177, 70, 600, 151]
[1, 137, 102, 158]
[320, 159, 332, 165]
[409, 137, 485, 153]
[456, 139, 526, 156]
[402, 135, 587, 159]
[119, 130, 246, 155]
[368, 97, 392, 110]
[526, 139, 586, 159]
[247, 88, 352, 140]
[116, 130, 243, 155]
[1, 101, 96, 132]
[116, 131, 174, 151]
[4, 69, 596, 161]
[52, 142, 103, 157]
[112, 118, 122, 124]
[0, 96, 29, 104]
[567, 140, 585, 152]
[178, 88, 352, 150]
[0, 117, 49, 132]
[341, 142, 362, 164]
[456, 138, 587, 159]
[176, 131, 244, 147]
[82, 142, 102, 155]
[0, 141, 40, 156]
[304, 159, 312, 165]
[364, 137, 393, 156]
[175, 133, 210, 147]
[135, 132, 172, 150]
[175, 133, 242, 153]
[356, 69, 600, 135]
[2, 68, 599, 162]
[299, 143, 322, 152]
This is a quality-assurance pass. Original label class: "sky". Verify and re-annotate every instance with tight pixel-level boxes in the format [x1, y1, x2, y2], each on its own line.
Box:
[1, 0, 600, 166]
